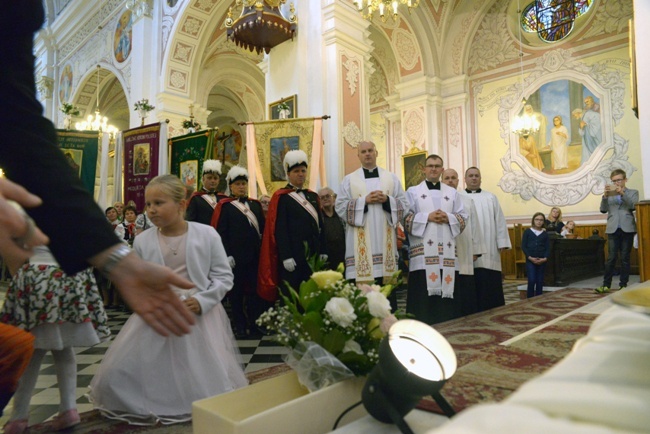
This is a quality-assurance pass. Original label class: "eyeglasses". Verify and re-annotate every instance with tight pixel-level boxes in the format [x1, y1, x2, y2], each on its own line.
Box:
[319, 194, 333, 199]
[611, 178, 625, 183]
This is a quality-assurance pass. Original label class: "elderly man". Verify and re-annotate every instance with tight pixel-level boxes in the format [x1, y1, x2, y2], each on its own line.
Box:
[464, 167, 511, 311]
[318, 187, 345, 271]
[404, 156, 467, 324]
[258, 150, 325, 302]
[185, 160, 226, 225]
[442, 168, 486, 316]
[335, 141, 409, 309]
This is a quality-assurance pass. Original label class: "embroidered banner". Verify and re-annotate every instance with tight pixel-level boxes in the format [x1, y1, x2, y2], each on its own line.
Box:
[123, 123, 162, 212]
[56, 130, 99, 193]
[245, 118, 324, 196]
[169, 129, 215, 193]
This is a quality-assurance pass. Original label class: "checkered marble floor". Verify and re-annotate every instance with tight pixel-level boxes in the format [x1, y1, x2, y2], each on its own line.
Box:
[0, 282, 531, 427]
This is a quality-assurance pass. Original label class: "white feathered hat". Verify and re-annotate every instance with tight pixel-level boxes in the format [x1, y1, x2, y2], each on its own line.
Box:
[202, 159, 222, 175]
[283, 150, 308, 174]
[226, 166, 249, 184]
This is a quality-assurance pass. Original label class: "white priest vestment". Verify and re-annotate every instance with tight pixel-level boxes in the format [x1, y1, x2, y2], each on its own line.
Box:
[405, 181, 467, 297]
[335, 167, 409, 282]
[456, 193, 486, 276]
[466, 190, 511, 272]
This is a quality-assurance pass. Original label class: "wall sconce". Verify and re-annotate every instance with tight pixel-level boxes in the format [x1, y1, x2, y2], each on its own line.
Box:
[36, 76, 54, 99]
[362, 319, 457, 434]
[126, 0, 151, 19]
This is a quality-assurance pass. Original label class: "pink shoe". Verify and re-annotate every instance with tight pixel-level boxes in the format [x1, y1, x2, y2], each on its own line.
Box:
[51, 409, 80, 431]
[3, 419, 28, 434]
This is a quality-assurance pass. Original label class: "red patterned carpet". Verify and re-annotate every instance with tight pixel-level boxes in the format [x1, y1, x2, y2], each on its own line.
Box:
[418, 288, 603, 414]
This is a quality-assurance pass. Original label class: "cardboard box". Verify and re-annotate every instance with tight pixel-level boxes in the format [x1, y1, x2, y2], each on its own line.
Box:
[193, 371, 367, 434]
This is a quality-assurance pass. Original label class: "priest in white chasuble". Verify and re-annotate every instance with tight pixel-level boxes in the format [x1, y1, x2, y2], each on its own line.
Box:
[335, 141, 409, 310]
[442, 168, 486, 316]
[404, 155, 467, 325]
[464, 167, 512, 312]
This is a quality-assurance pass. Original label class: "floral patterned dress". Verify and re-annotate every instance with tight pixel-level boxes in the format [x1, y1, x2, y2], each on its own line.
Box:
[0, 246, 110, 349]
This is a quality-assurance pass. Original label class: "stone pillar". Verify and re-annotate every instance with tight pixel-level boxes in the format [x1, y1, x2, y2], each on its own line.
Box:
[633, 0, 650, 199]
[441, 75, 470, 188]
[128, 9, 156, 128]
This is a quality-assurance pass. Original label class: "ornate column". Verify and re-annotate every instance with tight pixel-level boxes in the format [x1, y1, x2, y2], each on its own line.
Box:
[128, 4, 156, 128]
[441, 75, 470, 186]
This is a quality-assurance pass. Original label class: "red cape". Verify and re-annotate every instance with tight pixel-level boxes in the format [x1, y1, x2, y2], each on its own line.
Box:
[257, 189, 293, 302]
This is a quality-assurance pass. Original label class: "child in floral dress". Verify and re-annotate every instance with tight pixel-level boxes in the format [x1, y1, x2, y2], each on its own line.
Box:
[1, 246, 110, 434]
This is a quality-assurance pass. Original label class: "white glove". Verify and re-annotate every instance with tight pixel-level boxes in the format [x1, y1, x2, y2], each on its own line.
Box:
[319, 254, 328, 262]
[228, 256, 236, 269]
[283, 258, 296, 272]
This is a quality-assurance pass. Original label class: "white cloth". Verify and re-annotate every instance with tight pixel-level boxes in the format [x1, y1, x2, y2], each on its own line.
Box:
[89, 222, 247, 424]
[456, 193, 486, 276]
[335, 167, 409, 282]
[466, 190, 511, 271]
[425, 305, 650, 434]
[405, 181, 467, 297]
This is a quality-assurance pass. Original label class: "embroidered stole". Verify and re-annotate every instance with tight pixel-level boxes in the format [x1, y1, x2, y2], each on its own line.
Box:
[201, 194, 218, 209]
[411, 182, 456, 298]
[231, 201, 261, 238]
[288, 192, 320, 229]
[349, 168, 397, 283]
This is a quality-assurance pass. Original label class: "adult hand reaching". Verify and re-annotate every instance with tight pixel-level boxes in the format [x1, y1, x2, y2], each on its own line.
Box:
[92, 248, 196, 336]
[0, 178, 49, 272]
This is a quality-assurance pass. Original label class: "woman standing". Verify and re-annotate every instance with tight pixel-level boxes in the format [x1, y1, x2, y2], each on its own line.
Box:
[545, 207, 564, 235]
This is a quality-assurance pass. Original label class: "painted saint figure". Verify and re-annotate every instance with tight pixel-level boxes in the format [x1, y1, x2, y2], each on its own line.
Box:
[577, 96, 602, 163]
[548, 115, 569, 170]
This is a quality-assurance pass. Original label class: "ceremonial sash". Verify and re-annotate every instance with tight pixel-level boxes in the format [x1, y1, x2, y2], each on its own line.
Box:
[231, 200, 261, 237]
[408, 182, 457, 298]
[349, 168, 397, 282]
[201, 194, 218, 209]
[288, 192, 320, 229]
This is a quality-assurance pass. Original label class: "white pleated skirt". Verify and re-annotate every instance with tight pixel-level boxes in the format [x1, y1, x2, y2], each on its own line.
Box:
[89, 303, 248, 425]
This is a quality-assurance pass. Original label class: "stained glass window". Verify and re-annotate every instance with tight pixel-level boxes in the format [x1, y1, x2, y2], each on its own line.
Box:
[521, 0, 593, 42]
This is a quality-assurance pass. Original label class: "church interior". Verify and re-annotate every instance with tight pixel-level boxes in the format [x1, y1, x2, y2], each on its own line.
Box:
[2, 0, 649, 432]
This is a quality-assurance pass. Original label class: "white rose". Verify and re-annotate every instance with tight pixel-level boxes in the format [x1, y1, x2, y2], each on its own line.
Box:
[325, 297, 357, 328]
[311, 270, 344, 290]
[365, 290, 391, 318]
[343, 339, 364, 355]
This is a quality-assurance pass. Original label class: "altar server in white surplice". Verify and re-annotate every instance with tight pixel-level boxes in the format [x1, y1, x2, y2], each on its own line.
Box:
[442, 168, 486, 316]
[404, 155, 467, 325]
[335, 141, 409, 310]
[464, 167, 511, 312]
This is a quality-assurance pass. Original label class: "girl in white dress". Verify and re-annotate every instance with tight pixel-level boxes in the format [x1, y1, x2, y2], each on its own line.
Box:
[89, 174, 247, 425]
[1, 246, 110, 433]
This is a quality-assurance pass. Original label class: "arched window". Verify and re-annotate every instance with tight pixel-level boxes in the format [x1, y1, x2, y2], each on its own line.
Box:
[521, 0, 593, 43]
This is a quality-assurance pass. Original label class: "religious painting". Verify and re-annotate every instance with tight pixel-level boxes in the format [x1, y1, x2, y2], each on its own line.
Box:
[114, 10, 133, 63]
[214, 125, 244, 192]
[270, 136, 299, 182]
[133, 143, 151, 176]
[402, 149, 427, 190]
[269, 95, 297, 120]
[59, 64, 73, 104]
[514, 80, 603, 176]
[180, 160, 198, 192]
[62, 149, 82, 177]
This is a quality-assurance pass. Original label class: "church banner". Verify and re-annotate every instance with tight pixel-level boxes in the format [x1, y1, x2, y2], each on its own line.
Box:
[169, 129, 215, 193]
[245, 117, 324, 197]
[123, 123, 162, 212]
[56, 130, 99, 194]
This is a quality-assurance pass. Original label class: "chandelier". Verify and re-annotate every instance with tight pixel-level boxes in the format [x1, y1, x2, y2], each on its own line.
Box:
[76, 66, 118, 135]
[225, 0, 297, 55]
[511, 0, 540, 138]
[354, 0, 420, 22]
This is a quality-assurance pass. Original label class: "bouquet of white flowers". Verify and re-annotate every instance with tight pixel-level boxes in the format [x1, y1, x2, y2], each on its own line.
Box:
[257, 264, 403, 389]
[59, 102, 79, 116]
[133, 98, 155, 112]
